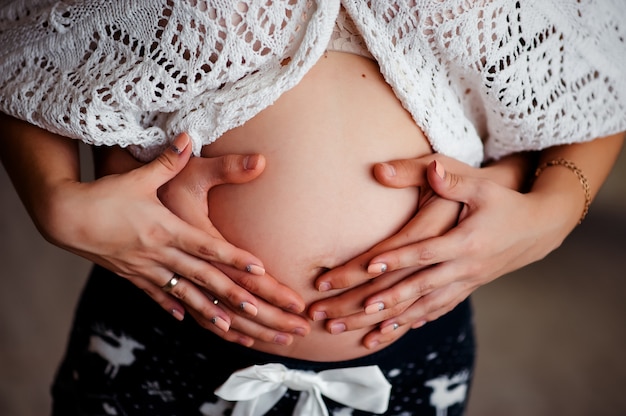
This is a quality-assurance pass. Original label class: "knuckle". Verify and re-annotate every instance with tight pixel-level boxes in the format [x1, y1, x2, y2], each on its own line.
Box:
[417, 246, 437, 264]
[416, 279, 436, 296]
[197, 244, 218, 259]
[156, 153, 177, 173]
[234, 273, 260, 292]
[143, 222, 172, 246]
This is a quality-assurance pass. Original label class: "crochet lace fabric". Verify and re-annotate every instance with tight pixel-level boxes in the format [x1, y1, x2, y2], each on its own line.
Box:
[0, 0, 625, 165]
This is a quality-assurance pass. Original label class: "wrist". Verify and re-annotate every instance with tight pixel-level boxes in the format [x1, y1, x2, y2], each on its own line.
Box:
[33, 178, 83, 247]
[481, 152, 535, 191]
[529, 166, 586, 239]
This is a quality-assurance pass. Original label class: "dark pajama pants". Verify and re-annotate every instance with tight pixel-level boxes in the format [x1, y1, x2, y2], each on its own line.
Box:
[52, 265, 476, 415]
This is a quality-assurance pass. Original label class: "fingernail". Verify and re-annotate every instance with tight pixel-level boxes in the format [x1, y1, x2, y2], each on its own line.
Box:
[170, 133, 189, 155]
[412, 320, 427, 329]
[240, 302, 258, 316]
[330, 322, 346, 334]
[245, 264, 265, 275]
[244, 154, 259, 170]
[312, 311, 327, 321]
[171, 308, 184, 321]
[365, 302, 385, 315]
[211, 316, 230, 332]
[434, 160, 446, 179]
[318, 282, 332, 292]
[286, 303, 303, 313]
[381, 162, 396, 177]
[367, 262, 388, 274]
[367, 340, 380, 349]
[293, 327, 307, 337]
[274, 333, 290, 345]
[381, 322, 400, 335]
[237, 336, 254, 347]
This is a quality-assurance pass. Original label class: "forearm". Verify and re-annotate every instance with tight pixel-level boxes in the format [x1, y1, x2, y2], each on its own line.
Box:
[531, 132, 624, 237]
[480, 152, 535, 191]
[0, 113, 81, 242]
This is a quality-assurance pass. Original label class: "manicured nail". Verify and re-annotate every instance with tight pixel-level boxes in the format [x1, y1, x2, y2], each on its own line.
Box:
[434, 160, 446, 179]
[240, 302, 258, 316]
[312, 311, 327, 321]
[286, 303, 303, 313]
[412, 320, 427, 329]
[380, 162, 396, 177]
[211, 316, 230, 332]
[170, 133, 189, 155]
[237, 336, 254, 347]
[367, 340, 380, 349]
[171, 308, 184, 321]
[244, 154, 259, 170]
[245, 264, 265, 275]
[381, 322, 400, 335]
[330, 322, 346, 334]
[365, 302, 385, 315]
[318, 282, 332, 292]
[367, 262, 388, 274]
[274, 334, 290, 345]
[293, 327, 307, 337]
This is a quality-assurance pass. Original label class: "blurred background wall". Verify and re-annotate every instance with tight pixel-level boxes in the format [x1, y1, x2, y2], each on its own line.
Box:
[1, 143, 625, 416]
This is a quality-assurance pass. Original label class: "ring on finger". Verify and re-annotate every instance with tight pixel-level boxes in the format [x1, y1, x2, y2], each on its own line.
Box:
[162, 274, 182, 293]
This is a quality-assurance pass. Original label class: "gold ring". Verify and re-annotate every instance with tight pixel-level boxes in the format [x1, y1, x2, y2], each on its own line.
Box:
[162, 274, 181, 293]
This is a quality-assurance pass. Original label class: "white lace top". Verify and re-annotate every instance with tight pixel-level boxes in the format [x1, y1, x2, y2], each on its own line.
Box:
[0, 1, 625, 165]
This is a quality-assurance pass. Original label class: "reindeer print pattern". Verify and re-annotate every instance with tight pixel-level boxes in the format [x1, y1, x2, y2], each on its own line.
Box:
[51, 267, 475, 415]
[87, 326, 145, 379]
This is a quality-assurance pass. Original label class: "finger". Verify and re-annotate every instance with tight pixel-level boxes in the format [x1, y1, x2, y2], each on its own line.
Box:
[365, 231, 464, 279]
[324, 299, 414, 335]
[171, 218, 267, 276]
[315, 196, 459, 292]
[361, 286, 469, 349]
[203, 153, 266, 187]
[366, 286, 471, 349]
[154, 272, 233, 332]
[165, 154, 267, 205]
[366, 196, 461, 273]
[361, 322, 414, 350]
[140, 281, 187, 321]
[229, 302, 311, 346]
[427, 160, 481, 206]
[372, 156, 433, 188]
[135, 132, 193, 188]
[213, 263, 306, 314]
[360, 263, 449, 315]
[161, 250, 265, 316]
[185, 308, 256, 347]
[310, 270, 412, 321]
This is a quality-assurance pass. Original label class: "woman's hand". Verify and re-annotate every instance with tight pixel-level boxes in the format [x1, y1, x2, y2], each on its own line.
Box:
[309, 154, 537, 348]
[49, 134, 298, 321]
[0, 109, 310, 348]
[156, 149, 311, 347]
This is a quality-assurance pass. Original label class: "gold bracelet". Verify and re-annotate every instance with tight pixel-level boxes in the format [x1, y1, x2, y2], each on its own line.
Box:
[534, 158, 591, 225]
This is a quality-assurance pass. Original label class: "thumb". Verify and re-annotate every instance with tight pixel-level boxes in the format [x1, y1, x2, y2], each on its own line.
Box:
[427, 160, 477, 205]
[201, 153, 267, 189]
[140, 132, 192, 187]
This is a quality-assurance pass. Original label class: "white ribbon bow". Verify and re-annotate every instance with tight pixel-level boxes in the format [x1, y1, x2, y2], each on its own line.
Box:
[214, 363, 392, 416]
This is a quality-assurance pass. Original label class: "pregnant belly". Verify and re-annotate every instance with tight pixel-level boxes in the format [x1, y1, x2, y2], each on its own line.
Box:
[203, 52, 432, 360]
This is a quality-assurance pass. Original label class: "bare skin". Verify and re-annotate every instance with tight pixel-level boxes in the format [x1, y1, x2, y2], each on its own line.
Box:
[3, 50, 622, 361]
